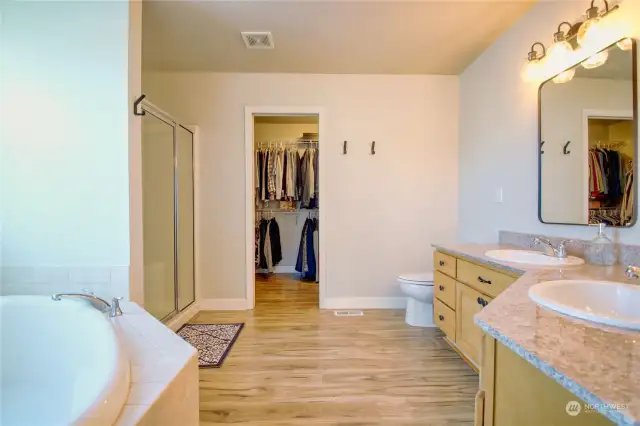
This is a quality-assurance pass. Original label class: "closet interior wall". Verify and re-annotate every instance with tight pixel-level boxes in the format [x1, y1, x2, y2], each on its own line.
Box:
[254, 115, 320, 284]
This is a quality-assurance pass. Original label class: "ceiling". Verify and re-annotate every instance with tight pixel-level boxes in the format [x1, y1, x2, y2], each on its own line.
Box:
[142, 0, 534, 75]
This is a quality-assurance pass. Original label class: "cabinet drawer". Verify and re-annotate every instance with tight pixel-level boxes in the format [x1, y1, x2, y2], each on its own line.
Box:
[434, 271, 456, 309]
[457, 260, 516, 298]
[434, 298, 456, 340]
[434, 251, 456, 277]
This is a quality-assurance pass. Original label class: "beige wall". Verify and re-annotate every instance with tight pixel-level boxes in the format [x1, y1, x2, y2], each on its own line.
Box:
[143, 72, 459, 302]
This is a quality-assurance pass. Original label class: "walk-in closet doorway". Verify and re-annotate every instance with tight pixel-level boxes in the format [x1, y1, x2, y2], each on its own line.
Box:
[244, 107, 326, 309]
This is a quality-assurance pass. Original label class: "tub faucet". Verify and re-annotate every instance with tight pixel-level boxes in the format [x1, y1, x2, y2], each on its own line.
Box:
[533, 237, 573, 259]
[626, 265, 640, 279]
[52, 293, 123, 317]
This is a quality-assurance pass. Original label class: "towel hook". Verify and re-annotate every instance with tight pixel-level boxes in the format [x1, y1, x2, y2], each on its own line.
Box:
[563, 140, 571, 155]
[371, 141, 376, 155]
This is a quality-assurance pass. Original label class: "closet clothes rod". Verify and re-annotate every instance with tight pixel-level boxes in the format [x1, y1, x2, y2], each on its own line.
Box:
[256, 140, 319, 144]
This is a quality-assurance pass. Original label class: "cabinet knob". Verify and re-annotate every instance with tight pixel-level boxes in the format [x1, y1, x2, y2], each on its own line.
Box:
[439, 260, 445, 266]
[477, 276, 492, 285]
[438, 314, 444, 321]
[477, 297, 482, 305]
[439, 285, 445, 291]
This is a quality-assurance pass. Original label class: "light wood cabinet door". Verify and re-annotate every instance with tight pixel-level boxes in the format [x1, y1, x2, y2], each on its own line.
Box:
[456, 283, 492, 366]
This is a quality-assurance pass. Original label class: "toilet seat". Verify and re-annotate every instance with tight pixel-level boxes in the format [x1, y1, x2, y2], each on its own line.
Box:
[398, 272, 434, 286]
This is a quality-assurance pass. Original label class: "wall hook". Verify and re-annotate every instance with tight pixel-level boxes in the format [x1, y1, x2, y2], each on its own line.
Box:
[563, 140, 571, 155]
[371, 141, 376, 155]
[133, 94, 146, 116]
[540, 141, 545, 154]
[343, 140, 347, 155]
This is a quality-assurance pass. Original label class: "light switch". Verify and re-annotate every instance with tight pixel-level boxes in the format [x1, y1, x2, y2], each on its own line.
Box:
[494, 187, 503, 203]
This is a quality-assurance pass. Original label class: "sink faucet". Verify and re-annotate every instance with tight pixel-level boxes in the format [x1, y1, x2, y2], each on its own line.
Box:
[533, 238, 573, 259]
[52, 292, 123, 317]
[626, 265, 640, 279]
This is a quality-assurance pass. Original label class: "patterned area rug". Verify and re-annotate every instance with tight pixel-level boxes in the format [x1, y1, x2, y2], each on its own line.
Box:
[177, 323, 244, 368]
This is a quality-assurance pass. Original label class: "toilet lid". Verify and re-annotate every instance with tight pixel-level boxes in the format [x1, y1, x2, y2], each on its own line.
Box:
[399, 272, 434, 284]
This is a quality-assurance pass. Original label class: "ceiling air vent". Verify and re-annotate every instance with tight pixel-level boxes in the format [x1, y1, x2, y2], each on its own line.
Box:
[241, 32, 274, 49]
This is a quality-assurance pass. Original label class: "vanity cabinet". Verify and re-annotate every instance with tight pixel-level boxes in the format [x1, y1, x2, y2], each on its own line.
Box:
[433, 250, 519, 369]
[477, 334, 614, 426]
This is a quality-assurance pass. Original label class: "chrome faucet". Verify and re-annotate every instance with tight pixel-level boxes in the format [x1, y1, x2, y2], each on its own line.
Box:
[52, 292, 123, 317]
[626, 265, 640, 279]
[533, 237, 573, 259]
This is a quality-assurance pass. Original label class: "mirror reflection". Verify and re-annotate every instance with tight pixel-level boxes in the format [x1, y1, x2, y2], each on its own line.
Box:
[539, 40, 637, 227]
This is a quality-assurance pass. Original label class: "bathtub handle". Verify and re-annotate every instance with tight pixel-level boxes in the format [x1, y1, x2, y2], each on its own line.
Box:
[111, 297, 123, 317]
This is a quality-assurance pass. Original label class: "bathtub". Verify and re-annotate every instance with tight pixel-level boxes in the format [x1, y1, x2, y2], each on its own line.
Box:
[0, 295, 130, 425]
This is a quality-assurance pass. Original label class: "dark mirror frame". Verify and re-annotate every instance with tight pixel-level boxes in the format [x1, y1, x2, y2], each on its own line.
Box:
[538, 39, 639, 227]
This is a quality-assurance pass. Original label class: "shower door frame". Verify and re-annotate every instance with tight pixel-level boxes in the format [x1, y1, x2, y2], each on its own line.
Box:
[244, 106, 327, 309]
[140, 100, 196, 322]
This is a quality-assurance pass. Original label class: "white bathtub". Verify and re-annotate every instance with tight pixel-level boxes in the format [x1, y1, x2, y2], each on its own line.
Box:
[0, 295, 130, 425]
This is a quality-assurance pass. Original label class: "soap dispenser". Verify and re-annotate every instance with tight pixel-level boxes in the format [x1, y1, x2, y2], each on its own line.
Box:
[584, 223, 616, 266]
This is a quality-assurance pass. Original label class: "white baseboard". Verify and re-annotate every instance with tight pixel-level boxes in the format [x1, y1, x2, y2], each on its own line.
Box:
[256, 265, 297, 274]
[199, 298, 249, 311]
[165, 303, 200, 331]
[323, 297, 407, 310]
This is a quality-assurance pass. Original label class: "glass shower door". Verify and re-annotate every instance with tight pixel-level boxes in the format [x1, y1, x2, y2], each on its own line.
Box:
[176, 126, 195, 311]
[142, 113, 177, 320]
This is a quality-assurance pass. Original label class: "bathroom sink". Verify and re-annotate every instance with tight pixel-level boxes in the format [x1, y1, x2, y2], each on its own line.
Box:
[485, 249, 584, 266]
[529, 280, 640, 330]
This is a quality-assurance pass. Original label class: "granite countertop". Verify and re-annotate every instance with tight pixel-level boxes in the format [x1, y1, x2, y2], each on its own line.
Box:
[433, 244, 640, 426]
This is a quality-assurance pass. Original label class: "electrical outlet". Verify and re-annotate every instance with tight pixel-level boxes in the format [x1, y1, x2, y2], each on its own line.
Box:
[494, 187, 503, 203]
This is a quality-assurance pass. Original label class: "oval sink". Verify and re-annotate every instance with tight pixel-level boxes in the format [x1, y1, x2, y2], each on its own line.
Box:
[485, 249, 584, 266]
[529, 280, 640, 330]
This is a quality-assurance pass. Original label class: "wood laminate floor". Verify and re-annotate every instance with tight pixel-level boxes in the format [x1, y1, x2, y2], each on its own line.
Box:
[190, 274, 478, 425]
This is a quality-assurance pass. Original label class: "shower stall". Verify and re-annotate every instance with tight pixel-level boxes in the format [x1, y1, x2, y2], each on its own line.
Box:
[138, 97, 195, 321]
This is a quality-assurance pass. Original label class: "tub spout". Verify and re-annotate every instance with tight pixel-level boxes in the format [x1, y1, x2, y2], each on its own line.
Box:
[52, 293, 123, 317]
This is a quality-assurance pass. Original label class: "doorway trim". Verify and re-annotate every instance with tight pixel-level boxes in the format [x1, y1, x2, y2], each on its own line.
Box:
[244, 106, 326, 309]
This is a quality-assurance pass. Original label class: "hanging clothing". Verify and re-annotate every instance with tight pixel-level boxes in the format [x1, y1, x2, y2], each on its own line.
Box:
[256, 217, 282, 273]
[254, 145, 319, 206]
[295, 218, 317, 280]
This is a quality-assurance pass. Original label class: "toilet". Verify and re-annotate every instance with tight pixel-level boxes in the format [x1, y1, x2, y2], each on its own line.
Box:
[398, 272, 435, 327]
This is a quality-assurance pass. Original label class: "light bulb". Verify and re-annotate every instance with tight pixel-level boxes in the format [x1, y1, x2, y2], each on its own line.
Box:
[553, 68, 575, 84]
[582, 49, 609, 69]
[577, 16, 602, 47]
[617, 38, 633, 51]
[521, 60, 543, 82]
[546, 40, 574, 68]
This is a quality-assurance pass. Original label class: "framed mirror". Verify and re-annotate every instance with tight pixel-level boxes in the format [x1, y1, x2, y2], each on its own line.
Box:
[539, 39, 638, 227]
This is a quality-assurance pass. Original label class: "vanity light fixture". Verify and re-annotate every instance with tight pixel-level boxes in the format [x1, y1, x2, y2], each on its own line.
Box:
[547, 22, 575, 67]
[582, 49, 609, 69]
[576, 0, 619, 47]
[521, 42, 546, 82]
[617, 37, 633, 51]
[553, 68, 576, 84]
